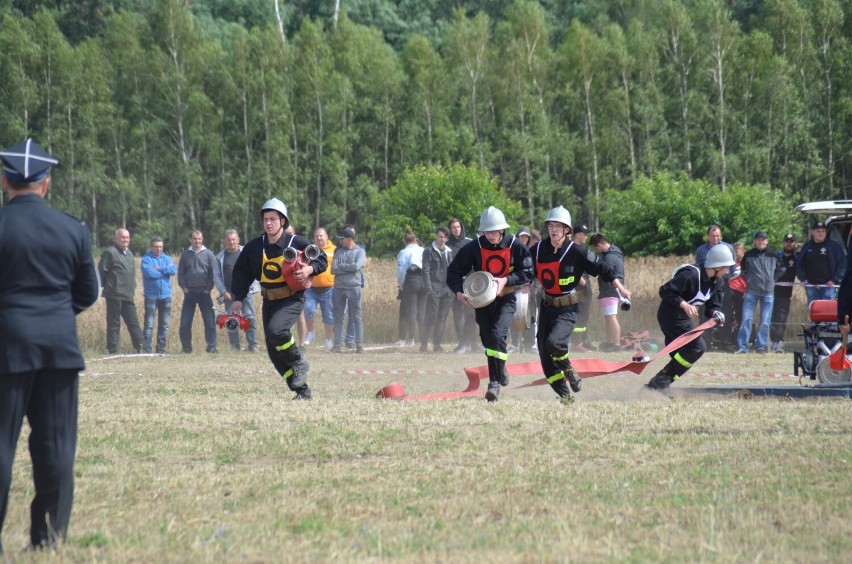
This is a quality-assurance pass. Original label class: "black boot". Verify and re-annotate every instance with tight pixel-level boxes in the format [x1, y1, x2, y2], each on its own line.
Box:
[551, 378, 573, 403]
[499, 366, 510, 387]
[565, 367, 582, 393]
[288, 359, 310, 389]
[485, 380, 500, 402]
[645, 369, 675, 390]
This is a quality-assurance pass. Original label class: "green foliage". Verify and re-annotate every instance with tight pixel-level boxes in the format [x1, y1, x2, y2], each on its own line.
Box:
[370, 163, 523, 257]
[601, 172, 800, 256]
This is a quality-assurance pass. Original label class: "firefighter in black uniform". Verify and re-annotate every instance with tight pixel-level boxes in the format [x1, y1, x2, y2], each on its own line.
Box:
[0, 139, 100, 552]
[531, 206, 632, 403]
[230, 198, 327, 400]
[645, 244, 733, 391]
[447, 206, 534, 402]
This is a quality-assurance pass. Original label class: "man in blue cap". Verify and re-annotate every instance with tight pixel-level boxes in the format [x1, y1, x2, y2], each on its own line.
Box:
[0, 139, 100, 552]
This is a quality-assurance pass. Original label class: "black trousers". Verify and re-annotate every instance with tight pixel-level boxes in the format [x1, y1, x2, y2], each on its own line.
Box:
[399, 272, 427, 342]
[657, 309, 706, 379]
[0, 370, 79, 551]
[474, 294, 516, 383]
[770, 293, 792, 343]
[537, 303, 577, 395]
[421, 290, 454, 347]
[262, 296, 308, 393]
[451, 298, 477, 347]
[574, 284, 593, 342]
[105, 298, 144, 354]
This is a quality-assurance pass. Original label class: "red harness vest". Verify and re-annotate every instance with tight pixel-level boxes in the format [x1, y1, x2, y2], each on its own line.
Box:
[535, 241, 574, 296]
[479, 235, 515, 277]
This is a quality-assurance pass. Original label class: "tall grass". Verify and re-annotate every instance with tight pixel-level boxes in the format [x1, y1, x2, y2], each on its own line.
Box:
[78, 256, 811, 354]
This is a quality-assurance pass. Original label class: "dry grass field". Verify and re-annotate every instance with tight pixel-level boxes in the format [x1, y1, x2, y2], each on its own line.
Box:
[4, 258, 850, 562]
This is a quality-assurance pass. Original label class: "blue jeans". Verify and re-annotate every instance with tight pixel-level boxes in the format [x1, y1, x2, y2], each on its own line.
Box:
[805, 285, 836, 306]
[143, 297, 172, 353]
[737, 291, 774, 352]
[179, 291, 217, 352]
[304, 286, 334, 325]
[333, 287, 363, 348]
[224, 294, 258, 350]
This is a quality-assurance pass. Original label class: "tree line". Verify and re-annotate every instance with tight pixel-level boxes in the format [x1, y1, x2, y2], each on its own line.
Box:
[0, 0, 848, 255]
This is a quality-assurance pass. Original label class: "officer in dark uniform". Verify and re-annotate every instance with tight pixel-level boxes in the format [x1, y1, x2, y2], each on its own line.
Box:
[230, 198, 327, 400]
[645, 245, 732, 392]
[447, 206, 534, 402]
[0, 139, 100, 552]
[531, 207, 632, 403]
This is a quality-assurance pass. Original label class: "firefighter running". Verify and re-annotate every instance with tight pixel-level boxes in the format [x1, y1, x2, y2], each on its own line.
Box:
[530, 206, 632, 403]
[645, 244, 733, 392]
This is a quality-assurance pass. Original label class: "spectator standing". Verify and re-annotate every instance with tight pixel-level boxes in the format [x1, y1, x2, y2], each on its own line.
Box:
[728, 242, 747, 342]
[770, 234, 800, 353]
[530, 207, 631, 403]
[0, 139, 100, 551]
[342, 224, 365, 349]
[397, 229, 426, 345]
[447, 218, 477, 353]
[140, 236, 177, 353]
[570, 223, 597, 353]
[588, 233, 627, 351]
[447, 206, 535, 402]
[99, 228, 145, 354]
[178, 230, 218, 353]
[230, 199, 326, 399]
[645, 245, 733, 392]
[797, 220, 844, 305]
[420, 226, 454, 352]
[331, 229, 366, 353]
[736, 232, 785, 354]
[695, 224, 737, 348]
[304, 227, 336, 349]
[214, 229, 259, 352]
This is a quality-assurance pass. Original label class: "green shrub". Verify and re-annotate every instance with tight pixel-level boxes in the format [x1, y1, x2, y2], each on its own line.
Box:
[601, 172, 800, 256]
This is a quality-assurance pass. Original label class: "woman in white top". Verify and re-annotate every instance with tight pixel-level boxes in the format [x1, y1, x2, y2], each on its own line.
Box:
[396, 228, 426, 345]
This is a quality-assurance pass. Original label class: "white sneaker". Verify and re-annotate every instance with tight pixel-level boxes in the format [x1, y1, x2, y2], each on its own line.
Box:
[775, 341, 785, 353]
[323, 339, 333, 349]
[303, 331, 315, 346]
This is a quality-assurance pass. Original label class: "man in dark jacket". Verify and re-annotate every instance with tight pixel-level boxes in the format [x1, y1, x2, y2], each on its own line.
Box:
[770, 234, 799, 353]
[420, 226, 454, 352]
[447, 218, 476, 353]
[98, 228, 145, 354]
[736, 232, 785, 354]
[447, 207, 534, 402]
[797, 220, 844, 305]
[0, 139, 100, 552]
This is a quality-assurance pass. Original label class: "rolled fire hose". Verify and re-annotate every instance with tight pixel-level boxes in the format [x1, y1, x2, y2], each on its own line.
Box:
[463, 271, 498, 308]
[512, 291, 531, 331]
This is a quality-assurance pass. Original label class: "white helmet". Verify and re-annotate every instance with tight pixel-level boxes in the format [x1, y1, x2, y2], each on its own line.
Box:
[478, 206, 510, 232]
[704, 244, 735, 268]
[260, 198, 290, 228]
[545, 206, 572, 229]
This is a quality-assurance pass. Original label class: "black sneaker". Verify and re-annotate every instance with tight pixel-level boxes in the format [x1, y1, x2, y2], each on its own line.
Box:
[293, 387, 312, 400]
[565, 368, 582, 393]
[206, 347, 218, 354]
[485, 383, 500, 402]
[330, 346, 342, 353]
[356, 346, 364, 353]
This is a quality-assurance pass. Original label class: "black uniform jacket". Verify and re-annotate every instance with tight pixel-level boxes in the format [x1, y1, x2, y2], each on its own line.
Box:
[659, 265, 723, 322]
[446, 233, 534, 294]
[0, 193, 100, 374]
[530, 239, 619, 296]
[230, 232, 328, 302]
